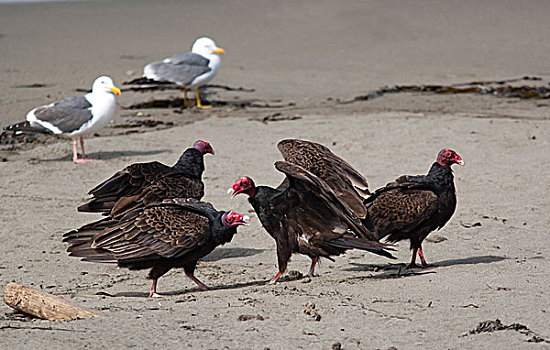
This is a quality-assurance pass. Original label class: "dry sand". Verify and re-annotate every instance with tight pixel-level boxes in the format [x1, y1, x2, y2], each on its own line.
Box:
[1, 1, 549, 349]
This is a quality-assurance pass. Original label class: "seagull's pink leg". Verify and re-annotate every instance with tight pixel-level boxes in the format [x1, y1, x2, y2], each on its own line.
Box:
[73, 137, 92, 163]
[79, 137, 87, 159]
[73, 137, 97, 163]
[72, 138, 79, 163]
[186, 273, 209, 291]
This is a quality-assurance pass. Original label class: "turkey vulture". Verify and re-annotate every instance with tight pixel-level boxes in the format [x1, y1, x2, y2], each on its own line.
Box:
[78, 140, 213, 217]
[364, 149, 463, 268]
[63, 198, 248, 297]
[228, 139, 395, 284]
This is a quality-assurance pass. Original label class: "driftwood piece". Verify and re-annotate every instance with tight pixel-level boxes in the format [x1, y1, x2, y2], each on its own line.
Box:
[3, 282, 100, 321]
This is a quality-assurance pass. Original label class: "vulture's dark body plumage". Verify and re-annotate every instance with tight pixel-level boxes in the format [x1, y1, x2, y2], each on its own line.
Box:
[64, 198, 247, 297]
[231, 139, 395, 283]
[364, 149, 463, 267]
[78, 141, 213, 217]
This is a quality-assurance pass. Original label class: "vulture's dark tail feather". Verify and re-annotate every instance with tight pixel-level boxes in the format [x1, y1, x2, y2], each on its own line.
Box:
[77, 197, 118, 213]
[328, 237, 397, 259]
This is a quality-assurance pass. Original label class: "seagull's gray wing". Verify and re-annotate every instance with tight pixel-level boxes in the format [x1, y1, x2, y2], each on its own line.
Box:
[144, 52, 211, 86]
[32, 96, 94, 133]
[164, 52, 210, 66]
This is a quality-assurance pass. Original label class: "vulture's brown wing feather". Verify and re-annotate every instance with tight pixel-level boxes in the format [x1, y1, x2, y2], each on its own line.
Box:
[275, 161, 393, 258]
[90, 204, 211, 262]
[366, 188, 440, 242]
[277, 139, 369, 218]
[394, 175, 427, 184]
[109, 176, 205, 217]
[78, 162, 171, 213]
[90, 162, 170, 196]
[158, 198, 217, 219]
[364, 173, 436, 205]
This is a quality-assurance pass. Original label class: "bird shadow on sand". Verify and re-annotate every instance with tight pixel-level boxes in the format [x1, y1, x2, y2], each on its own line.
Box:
[42, 149, 172, 162]
[96, 278, 275, 299]
[431, 255, 506, 267]
[345, 255, 506, 280]
[95, 248, 272, 298]
[348, 267, 436, 280]
[200, 247, 267, 262]
[95, 265, 302, 299]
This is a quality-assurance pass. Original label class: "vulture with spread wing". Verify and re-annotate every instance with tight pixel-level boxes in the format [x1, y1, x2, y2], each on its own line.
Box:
[229, 139, 395, 284]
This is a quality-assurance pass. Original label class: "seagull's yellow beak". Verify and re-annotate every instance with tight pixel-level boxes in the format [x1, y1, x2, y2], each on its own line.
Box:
[213, 47, 225, 55]
[110, 86, 121, 95]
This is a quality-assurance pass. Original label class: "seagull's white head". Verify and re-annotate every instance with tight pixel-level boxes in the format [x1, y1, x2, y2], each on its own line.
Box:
[92, 76, 121, 96]
[192, 37, 225, 57]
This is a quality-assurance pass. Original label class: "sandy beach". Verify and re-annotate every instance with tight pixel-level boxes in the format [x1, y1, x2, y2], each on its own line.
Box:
[1, 1, 549, 349]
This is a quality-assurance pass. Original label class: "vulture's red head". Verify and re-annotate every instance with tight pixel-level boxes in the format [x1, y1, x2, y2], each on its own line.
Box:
[227, 176, 256, 198]
[222, 211, 250, 227]
[437, 149, 464, 167]
[193, 140, 214, 155]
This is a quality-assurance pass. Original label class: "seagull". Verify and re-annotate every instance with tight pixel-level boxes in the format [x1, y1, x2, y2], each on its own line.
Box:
[3, 76, 121, 163]
[143, 37, 224, 109]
